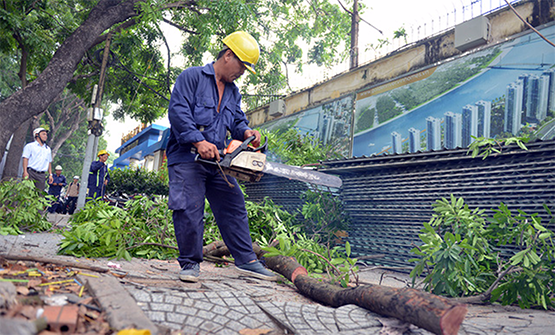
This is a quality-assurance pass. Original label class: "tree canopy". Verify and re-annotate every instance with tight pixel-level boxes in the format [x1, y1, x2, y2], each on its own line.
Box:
[0, 0, 356, 159]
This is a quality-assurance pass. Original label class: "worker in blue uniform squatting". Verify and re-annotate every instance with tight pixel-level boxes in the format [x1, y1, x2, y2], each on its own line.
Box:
[87, 150, 110, 201]
[166, 31, 278, 283]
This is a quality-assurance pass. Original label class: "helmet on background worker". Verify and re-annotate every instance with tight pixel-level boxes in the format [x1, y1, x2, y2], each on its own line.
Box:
[33, 127, 47, 138]
[97, 150, 109, 157]
[55, 165, 62, 171]
[222, 31, 260, 74]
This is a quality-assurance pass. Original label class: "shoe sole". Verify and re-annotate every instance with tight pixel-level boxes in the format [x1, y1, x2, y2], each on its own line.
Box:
[235, 266, 279, 281]
[179, 274, 199, 283]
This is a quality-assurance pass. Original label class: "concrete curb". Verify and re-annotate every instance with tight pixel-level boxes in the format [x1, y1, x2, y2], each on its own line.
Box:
[79, 274, 159, 334]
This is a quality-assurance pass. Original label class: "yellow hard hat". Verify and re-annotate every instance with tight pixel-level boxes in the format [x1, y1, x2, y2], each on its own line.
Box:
[97, 149, 109, 157]
[222, 31, 260, 74]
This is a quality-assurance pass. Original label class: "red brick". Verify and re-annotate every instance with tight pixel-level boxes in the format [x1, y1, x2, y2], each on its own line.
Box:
[42, 305, 79, 333]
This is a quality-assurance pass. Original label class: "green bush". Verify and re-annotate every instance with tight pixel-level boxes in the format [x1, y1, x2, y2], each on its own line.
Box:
[410, 195, 555, 309]
[0, 179, 52, 235]
[107, 167, 168, 196]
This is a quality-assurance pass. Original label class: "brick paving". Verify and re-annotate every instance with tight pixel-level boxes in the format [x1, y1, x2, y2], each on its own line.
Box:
[126, 284, 407, 335]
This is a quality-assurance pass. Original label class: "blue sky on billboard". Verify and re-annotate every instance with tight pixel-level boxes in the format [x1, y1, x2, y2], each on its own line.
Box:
[104, 0, 510, 153]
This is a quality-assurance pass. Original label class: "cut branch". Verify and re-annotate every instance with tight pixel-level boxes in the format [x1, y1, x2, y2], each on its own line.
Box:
[264, 255, 467, 335]
[1, 255, 109, 273]
[201, 241, 467, 335]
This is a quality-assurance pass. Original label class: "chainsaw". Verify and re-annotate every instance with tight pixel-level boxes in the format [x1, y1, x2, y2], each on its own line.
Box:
[194, 136, 342, 188]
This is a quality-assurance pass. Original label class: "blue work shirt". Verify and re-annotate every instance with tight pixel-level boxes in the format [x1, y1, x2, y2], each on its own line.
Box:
[88, 160, 110, 192]
[166, 62, 251, 166]
[47, 174, 66, 196]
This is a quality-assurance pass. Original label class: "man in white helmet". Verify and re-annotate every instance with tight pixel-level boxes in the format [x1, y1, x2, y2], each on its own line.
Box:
[22, 127, 53, 192]
[47, 165, 66, 213]
[166, 31, 278, 283]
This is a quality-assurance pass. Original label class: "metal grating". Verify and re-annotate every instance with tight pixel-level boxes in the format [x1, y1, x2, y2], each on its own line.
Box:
[320, 140, 555, 270]
[242, 174, 309, 215]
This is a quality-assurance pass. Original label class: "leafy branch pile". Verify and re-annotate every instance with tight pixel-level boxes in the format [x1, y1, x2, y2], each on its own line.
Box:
[59, 196, 177, 260]
[0, 179, 52, 235]
[410, 195, 555, 309]
[58, 185, 357, 287]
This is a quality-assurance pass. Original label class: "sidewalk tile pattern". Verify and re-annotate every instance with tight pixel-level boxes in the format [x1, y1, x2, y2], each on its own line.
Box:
[126, 284, 428, 335]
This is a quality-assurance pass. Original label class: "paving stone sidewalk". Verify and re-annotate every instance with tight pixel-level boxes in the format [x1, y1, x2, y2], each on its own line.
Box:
[124, 278, 403, 335]
[2, 214, 555, 334]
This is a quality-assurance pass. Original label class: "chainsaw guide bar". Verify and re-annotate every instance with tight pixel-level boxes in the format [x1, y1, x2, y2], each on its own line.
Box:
[195, 136, 342, 188]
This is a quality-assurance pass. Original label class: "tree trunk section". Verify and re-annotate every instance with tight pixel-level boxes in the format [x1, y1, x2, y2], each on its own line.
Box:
[264, 255, 467, 335]
[2, 119, 31, 179]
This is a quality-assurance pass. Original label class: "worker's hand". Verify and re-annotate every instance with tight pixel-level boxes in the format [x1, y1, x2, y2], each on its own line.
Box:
[104, 180, 108, 186]
[48, 175, 53, 184]
[22, 171, 29, 179]
[244, 129, 261, 148]
[194, 140, 220, 161]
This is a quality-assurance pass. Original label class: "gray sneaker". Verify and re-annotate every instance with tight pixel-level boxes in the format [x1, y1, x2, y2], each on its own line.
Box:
[179, 263, 200, 282]
[236, 260, 278, 281]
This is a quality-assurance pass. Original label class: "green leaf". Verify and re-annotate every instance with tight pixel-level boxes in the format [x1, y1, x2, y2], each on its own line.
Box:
[538, 232, 551, 240]
[510, 249, 527, 265]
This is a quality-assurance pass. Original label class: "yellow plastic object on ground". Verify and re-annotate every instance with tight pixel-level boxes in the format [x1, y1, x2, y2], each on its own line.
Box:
[117, 330, 151, 335]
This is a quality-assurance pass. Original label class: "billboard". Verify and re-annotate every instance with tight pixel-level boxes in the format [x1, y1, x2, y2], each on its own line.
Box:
[353, 24, 555, 157]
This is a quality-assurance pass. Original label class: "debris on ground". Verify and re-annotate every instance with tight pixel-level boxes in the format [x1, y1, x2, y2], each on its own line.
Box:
[0, 257, 112, 334]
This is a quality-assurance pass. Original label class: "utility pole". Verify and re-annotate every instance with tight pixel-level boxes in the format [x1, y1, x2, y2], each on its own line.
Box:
[77, 33, 112, 210]
[349, 0, 359, 70]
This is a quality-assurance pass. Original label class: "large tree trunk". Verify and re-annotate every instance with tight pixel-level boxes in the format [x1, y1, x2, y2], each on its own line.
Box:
[264, 255, 467, 335]
[0, 0, 140, 159]
[2, 120, 31, 179]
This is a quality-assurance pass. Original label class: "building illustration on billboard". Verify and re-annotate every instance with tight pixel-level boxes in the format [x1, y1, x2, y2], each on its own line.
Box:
[352, 24, 555, 157]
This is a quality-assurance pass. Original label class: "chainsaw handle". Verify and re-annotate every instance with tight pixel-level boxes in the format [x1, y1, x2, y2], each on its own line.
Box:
[254, 136, 268, 153]
[195, 136, 267, 168]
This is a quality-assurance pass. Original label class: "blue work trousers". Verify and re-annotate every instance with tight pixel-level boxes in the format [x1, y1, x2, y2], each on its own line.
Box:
[168, 162, 256, 269]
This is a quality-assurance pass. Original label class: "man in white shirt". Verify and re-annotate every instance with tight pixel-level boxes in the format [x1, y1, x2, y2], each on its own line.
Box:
[22, 127, 53, 192]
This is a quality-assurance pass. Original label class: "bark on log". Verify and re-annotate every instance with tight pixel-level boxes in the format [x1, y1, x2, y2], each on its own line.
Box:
[264, 255, 467, 335]
[202, 240, 226, 255]
[204, 242, 262, 259]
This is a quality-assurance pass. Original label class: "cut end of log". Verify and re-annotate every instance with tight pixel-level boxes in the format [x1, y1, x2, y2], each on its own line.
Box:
[440, 304, 468, 335]
[291, 266, 308, 284]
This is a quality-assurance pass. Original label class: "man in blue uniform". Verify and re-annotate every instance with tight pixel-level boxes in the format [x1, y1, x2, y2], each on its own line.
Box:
[167, 31, 278, 282]
[87, 150, 110, 200]
[47, 165, 67, 213]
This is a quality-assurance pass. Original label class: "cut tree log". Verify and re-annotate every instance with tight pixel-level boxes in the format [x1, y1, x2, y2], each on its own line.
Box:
[264, 255, 467, 335]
